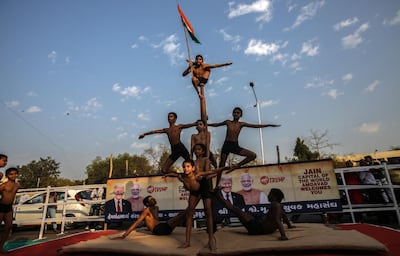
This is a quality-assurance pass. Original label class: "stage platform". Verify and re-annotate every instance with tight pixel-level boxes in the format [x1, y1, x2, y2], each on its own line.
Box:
[57, 223, 388, 256]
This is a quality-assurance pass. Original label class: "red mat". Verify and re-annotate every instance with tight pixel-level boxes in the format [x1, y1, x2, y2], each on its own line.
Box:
[5, 224, 399, 256]
[336, 223, 400, 256]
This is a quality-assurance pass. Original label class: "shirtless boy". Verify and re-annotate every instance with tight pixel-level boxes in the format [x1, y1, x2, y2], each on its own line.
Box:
[0, 154, 7, 168]
[0, 167, 20, 254]
[215, 187, 294, 240]
[0, 154, 8, 184]
[166, 159, 224, 251]
[139, 112, 195, 174]
[208, 107, 280, 186]
[190, 119, 217, 168]
[182, 54, 232, 98]
[114, 196, 186, 238]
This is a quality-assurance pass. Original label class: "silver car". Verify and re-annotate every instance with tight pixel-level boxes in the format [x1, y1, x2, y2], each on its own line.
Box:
[13, 189, 93, 228]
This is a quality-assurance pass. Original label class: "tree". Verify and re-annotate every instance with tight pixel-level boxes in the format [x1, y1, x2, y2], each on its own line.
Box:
[142, 144, 169, 171]
[86, 156, 110, 184]
[18, 157, 61, 188]
[306, 129, 339, 159]
[292, 137, 319, 161]
[85, 153, 154, 184]
[52, 178, 85, 187]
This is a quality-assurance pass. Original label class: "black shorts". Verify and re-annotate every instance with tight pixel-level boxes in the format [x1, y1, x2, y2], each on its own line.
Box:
[169, 142, 190, 161]
[190, 190, 200, 197]
[190, 178, 212, 199]
[244, 219, 264, 235]
[221, 141, 243, 155]
[197, 77, 208, 85]
[209, 151, 216, 161]
[0, 203, 12, 213]
[199, 178, 213, 199]
[152, 223, 173, 235]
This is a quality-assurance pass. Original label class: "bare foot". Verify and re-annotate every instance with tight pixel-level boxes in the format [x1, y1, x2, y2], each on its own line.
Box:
[178, 242, 190, 248]
[109, 235, 126, 240]
[208, 236, 217, 251]
[279, 235, 288, 240]
[225, 165, 239, 174]
[215, 166, 230, 175]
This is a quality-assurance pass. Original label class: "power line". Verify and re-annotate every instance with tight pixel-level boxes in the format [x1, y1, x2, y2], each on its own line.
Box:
[1, 100, 67, 153]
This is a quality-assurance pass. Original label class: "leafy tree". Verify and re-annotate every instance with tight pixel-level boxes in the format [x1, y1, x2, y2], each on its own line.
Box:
[18, 157, 61, 188]
[85, 153, 154, 184]
[292, 137, 319, 161]
[86, 156, 109, 184]
[111, 153, 153, 177]
[51, 178, 85, 187]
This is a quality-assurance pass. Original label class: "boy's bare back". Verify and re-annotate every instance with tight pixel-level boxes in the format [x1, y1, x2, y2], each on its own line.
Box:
[143, 207, 159, 232]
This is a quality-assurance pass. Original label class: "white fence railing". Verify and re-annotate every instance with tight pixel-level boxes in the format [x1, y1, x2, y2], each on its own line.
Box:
[334, 163, 400, 224]
[13, 184, 106, 240]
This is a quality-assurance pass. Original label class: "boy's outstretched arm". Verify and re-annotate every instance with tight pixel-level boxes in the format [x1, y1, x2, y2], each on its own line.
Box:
[207, 120, 227, 127]
[179, 122, 197, 129]
[208, 62, 233, 69]
[138, 128, 166, 139]
[242, 122, 281, 129]
[114, 209, 149, 239]
[164, 173, 184, 183]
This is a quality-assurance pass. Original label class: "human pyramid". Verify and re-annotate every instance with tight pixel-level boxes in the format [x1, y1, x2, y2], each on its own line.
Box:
[113, 55, 293, 251]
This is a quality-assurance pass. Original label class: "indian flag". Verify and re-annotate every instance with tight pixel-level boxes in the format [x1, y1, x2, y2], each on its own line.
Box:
[177, 4, 201, 44]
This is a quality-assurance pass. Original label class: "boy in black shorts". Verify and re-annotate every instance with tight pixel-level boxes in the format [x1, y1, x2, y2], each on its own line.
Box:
[114, 196, 186, 238]
[215, 187, 294, 240]
[0, 167, 20, 253]
[139, 112, 195, 174]
[208, 107, 280, 186]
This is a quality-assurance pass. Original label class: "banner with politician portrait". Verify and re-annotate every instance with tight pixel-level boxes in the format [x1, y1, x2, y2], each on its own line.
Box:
[104, 159, 341, 222]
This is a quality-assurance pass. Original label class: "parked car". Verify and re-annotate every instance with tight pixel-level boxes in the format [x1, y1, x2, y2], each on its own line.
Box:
[13, 189, 93, 228]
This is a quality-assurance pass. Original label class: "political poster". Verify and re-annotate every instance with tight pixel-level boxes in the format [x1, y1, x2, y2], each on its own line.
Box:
[104, 159, 341, 222]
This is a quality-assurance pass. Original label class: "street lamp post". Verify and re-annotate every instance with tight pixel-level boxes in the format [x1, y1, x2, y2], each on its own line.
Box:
[249, 82, 265, 164]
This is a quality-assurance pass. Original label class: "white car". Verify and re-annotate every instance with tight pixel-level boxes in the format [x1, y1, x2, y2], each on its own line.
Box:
[13, 189, 93, 228]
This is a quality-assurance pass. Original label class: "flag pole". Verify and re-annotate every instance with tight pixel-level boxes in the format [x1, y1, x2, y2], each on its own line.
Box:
[181, 16, 192, 70]
[178, 4, 193, 70]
